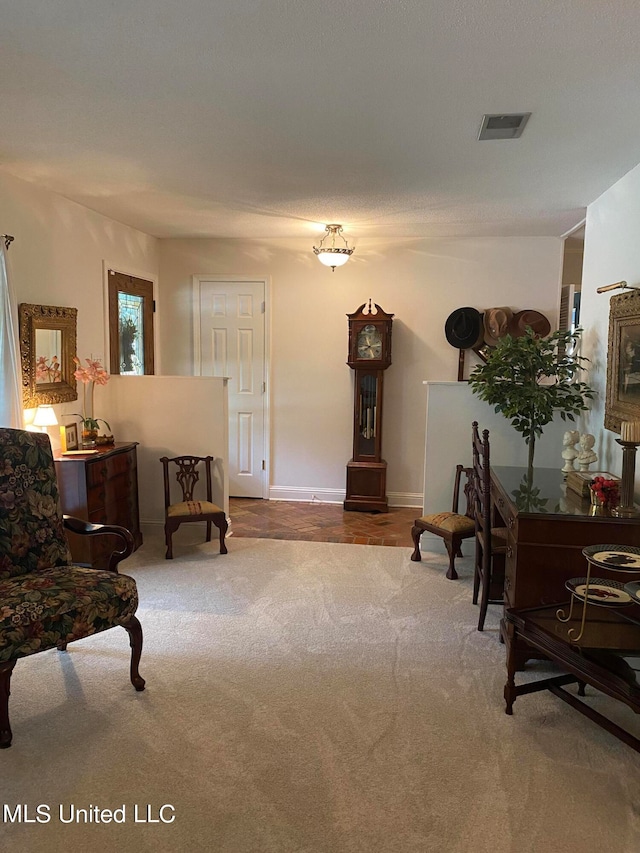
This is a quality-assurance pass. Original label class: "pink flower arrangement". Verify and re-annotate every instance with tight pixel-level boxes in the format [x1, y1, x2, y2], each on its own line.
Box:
[35, 355, 62, 383]
[72, 356, 111, 432]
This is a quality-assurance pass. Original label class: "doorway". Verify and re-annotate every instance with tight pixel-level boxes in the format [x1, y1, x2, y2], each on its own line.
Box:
[193, 277, 268, 498]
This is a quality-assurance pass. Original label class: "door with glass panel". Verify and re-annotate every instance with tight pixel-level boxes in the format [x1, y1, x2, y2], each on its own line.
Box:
[197, 279, 266, 498]
[108, 271, 155, 375]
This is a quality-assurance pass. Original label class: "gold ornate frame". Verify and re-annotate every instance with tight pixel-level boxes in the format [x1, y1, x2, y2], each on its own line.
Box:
[18, 303, 78, 408]
[604, 289, 640, 432]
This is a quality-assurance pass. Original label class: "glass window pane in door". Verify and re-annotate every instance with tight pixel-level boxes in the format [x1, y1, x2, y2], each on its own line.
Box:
[118, 292, 144, 375]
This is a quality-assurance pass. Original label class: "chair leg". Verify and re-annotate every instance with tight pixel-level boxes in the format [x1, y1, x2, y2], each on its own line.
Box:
[477, 558, 491, 631]
[121, 616, 146, 692]
[0, 661, 17, 748]
[472, 538, 481, 605]
[217, 515, 228, 555]
[164, 521, 176, 559]
[410, 525, 423, 562]
[206, 520, 212, 543]
[445, 538, 459, 581]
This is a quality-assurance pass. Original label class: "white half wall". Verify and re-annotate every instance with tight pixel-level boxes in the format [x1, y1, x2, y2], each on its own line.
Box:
[102, 375, 229, 524]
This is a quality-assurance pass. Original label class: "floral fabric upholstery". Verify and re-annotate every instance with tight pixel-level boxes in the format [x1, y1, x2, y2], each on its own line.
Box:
[0, 427, 139, 663]
[0, 429, 71, 579]
[417, 511, 475, 534]
[0, 566, 138, 662]
[167, 500, 223, 517]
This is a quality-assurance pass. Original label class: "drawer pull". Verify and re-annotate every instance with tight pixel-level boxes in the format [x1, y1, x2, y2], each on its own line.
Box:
[506, 546, 513, 559]
[497, 497, 504, 509]
[508, 516, 515, 529]
[505, 576, 512, 590]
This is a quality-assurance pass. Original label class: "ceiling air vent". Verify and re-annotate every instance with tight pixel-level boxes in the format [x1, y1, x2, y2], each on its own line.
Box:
[478, 113, 531, 140]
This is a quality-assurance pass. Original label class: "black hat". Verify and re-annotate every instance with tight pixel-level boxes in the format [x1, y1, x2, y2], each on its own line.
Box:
[444, 307, 484, 349]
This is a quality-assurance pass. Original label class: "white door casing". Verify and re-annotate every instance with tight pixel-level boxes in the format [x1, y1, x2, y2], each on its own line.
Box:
[194, 277, 268, 498]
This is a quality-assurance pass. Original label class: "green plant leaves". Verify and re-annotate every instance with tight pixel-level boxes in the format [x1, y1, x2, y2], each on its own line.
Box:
[469, 327, 595, 454]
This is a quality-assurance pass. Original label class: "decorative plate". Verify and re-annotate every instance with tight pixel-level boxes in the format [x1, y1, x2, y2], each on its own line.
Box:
[623, 580, 640, 603]
[581, 544, 640, 572]
[565, 577, 633, 606]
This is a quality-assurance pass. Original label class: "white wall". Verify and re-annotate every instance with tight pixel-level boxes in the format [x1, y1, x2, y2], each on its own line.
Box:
[159, 236, 563, 504]
[578, 162, 640, 486]
[103, 375, 229, 524]
[2, 169, 567, 508]
[0, 171, 159, 374]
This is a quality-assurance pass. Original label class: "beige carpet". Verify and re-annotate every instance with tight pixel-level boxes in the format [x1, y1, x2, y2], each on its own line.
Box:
[1, 528, 639, 853]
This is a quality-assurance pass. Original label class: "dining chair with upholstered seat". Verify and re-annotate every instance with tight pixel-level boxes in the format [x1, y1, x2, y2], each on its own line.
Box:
[160, 454, 228, 559]
[471, 421, 508, 631]
[410, 463, 476, 579]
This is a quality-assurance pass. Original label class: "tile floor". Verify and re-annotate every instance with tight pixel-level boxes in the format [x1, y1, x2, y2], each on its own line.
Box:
[229, 497, 419, 547]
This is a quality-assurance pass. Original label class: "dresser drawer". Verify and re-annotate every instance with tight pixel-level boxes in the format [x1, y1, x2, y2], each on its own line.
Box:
[494, 492, 518, 538]
[55, 442, 142, 567]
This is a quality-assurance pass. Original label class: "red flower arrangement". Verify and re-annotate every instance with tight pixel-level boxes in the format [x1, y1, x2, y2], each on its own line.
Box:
[589, 475, 620, 507]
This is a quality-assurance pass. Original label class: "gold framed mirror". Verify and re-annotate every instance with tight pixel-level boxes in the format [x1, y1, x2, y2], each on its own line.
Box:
[19, 304, 78, 408]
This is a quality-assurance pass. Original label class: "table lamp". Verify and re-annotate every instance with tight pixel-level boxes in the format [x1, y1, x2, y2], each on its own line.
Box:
[32, 405, 59, 433]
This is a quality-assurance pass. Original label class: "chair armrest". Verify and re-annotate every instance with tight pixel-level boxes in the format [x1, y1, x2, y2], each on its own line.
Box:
[63, 515, 134, 571]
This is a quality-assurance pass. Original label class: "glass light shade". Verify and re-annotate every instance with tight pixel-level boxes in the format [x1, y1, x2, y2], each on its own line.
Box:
[33, 405, 59, 427]
[317, 250, 351, 268]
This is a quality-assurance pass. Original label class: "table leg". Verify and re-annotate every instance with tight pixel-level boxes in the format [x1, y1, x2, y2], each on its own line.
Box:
[502, 620, 518, 715]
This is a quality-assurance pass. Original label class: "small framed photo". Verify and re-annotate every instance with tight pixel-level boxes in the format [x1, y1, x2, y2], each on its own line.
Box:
[63, 423, 79, 451]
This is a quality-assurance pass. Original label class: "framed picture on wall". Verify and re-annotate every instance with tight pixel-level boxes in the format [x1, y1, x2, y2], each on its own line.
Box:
[604, 289, 640, 432]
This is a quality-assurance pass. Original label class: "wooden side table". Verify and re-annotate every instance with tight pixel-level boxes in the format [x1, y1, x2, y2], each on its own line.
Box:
[54, 442, 142, 568]
[503, 604, 640, 752]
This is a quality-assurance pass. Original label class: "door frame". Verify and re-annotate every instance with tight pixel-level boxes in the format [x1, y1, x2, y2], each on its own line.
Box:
[102, 261, 160, 373]
[192, 275, 271, 500]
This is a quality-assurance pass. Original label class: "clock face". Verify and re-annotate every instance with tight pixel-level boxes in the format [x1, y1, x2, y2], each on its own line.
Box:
[357, 324, 382, 359]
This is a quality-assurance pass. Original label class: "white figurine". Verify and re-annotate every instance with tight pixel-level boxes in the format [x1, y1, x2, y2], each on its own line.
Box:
[577, 433, 598, 472]
[561, 429, 580, 475]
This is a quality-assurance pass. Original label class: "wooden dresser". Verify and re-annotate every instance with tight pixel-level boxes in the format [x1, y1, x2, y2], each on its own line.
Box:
[54, 442, 143, 567]
[492, 465, 640, 665]
[491, 465, 640, 612]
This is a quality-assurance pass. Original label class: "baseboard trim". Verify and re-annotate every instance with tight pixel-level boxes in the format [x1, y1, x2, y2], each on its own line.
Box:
[268, 486, 422, 508]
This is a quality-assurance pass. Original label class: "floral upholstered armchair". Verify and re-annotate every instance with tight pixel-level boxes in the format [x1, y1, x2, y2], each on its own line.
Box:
[0, 428, 144, 748]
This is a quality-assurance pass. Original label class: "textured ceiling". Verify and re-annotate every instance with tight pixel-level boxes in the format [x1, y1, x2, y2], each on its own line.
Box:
[2, 1, 640, 240]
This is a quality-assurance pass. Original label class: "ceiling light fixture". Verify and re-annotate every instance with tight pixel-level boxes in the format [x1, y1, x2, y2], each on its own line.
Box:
[313, 224, 354, 271]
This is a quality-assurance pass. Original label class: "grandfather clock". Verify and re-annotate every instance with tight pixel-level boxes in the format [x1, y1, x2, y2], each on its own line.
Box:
[344, 300, 394, 512]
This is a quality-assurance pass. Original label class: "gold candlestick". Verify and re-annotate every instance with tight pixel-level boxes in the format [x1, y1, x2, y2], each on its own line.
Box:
[612, 438, 640, 517]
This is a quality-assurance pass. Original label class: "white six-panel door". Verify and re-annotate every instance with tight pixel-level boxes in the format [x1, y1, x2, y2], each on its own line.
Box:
[196, 278, 266, 498]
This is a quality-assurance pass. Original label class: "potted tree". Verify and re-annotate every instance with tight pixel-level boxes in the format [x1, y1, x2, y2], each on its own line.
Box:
[469, 327, 595, 474]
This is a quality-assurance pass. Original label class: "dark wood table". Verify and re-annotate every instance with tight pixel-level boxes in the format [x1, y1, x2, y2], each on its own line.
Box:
[491, 465, 640, 663]
[492, 465, 640, 610]
[504, 603, 640, 752]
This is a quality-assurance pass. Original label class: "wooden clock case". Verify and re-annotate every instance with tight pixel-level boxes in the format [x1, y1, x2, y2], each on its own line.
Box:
[344, 301, 394, 512]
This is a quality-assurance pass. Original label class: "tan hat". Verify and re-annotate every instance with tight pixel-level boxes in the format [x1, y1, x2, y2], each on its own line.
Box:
[509, 310, 551, 338]
[483, 307, 513, 346]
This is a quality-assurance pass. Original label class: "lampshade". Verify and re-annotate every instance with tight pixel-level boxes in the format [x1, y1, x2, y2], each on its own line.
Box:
[313, 224, 354, 271]
[33, 405, 59, 428]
